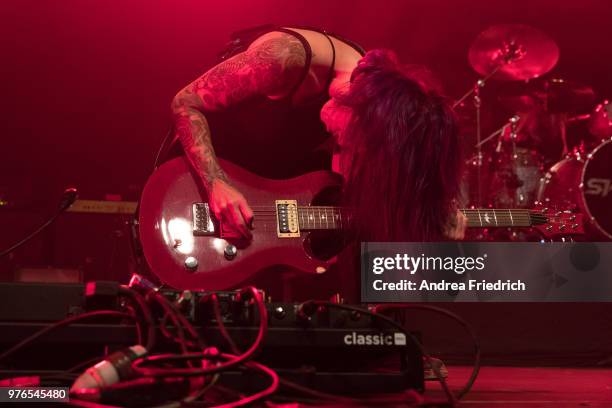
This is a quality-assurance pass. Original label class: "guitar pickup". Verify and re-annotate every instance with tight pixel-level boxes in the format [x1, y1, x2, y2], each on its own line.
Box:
[193, 203, 216, 236]
[276, 200, 300, 238]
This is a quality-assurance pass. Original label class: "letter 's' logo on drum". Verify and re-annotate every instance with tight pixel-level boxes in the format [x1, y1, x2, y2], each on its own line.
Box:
[585, 178, 612, 197]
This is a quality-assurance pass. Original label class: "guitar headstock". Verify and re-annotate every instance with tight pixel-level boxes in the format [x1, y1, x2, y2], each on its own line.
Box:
[530, 205, 585, 239]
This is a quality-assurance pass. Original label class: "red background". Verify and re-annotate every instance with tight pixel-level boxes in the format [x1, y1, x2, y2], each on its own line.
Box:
[1, 0, 612, 366]
[1, 0, 611, 204]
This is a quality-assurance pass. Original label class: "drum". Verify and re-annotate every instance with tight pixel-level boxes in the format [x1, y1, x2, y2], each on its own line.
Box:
[538, 138, 612, 239]
[463, 147, 543, 209]
[490, 147, 544, 208]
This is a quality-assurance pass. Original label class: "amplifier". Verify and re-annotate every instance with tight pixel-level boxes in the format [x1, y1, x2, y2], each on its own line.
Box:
[0, 282, 424, 394]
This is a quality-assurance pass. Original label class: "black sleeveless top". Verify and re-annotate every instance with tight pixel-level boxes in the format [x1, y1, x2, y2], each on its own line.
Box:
[174, 25, 365, 179]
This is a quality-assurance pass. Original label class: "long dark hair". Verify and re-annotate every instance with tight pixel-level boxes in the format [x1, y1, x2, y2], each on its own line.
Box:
[338, 49, 462, 241]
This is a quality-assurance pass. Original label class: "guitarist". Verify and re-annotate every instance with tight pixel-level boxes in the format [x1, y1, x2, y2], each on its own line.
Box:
[170, 26, 467, 244]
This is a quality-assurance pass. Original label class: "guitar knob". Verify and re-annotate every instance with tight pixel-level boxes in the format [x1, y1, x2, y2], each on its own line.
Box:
[273, 306, 286, 319]
[224, 244, 237, 260]
[184, 256, 198, 270]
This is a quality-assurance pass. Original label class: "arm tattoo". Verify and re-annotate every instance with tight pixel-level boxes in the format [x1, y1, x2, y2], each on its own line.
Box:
[171, 34, 306, 189]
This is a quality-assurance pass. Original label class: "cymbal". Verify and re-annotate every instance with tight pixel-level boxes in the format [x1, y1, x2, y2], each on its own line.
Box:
[469, 24, 559, 81]
[498, 78, 596, 113]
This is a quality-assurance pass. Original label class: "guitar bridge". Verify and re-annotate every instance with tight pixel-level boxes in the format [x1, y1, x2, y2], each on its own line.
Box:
[276, 200, 300, 238]
[193, 203, 216, 236]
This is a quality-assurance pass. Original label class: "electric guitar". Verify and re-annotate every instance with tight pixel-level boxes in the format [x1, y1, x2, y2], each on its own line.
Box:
[138, 157, 584, 290]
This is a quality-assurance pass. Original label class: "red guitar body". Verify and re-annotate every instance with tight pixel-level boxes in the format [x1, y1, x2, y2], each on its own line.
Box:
[138, 157, 344, 290]
[139, 157, 585, 291]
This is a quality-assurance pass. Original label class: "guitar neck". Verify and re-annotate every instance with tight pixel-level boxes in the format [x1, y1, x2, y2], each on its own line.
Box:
[297, 206, 349, 231]
[297, 207, 543, 231]
[460, 208, 538, 228]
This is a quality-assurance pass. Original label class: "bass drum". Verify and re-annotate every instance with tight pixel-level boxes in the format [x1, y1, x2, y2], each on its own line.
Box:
[538, 138, 612, 240]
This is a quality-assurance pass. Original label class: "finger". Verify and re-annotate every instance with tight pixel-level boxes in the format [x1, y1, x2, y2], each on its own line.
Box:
[228, 204, 251, 239]
[239, 201, 255, 229]
[221, 205, 239, 234]
[209, 201, 222, 221]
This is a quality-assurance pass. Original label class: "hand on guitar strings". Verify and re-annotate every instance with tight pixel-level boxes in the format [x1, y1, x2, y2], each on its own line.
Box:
[208, 179, 254, 239]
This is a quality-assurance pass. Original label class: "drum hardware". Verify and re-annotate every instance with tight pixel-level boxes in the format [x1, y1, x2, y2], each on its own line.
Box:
[470, 114, 522, 150]
[496, 79, 596, 158]
[454, 76, 493, 206]
[509, 114, 519, 159]
[466, 114, 543, 210]
[499, 79, 595, 115]
[457, 23, 612, 233]
[458, 24, 560, 208]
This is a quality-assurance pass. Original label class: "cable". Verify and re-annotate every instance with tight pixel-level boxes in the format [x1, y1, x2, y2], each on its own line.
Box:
[65, 356, 110, 374]
[216, 359, 279, 408]
[131, 287, 267, 377]
[0, 311, 137, 363]
[182, 358, 279, 408]
[152, 127, 175, 171]
[150, 291, 205, 351]
[373, 303, 481, 400]
[182, 374, 221, 404]
[119, 285, 156, 352]
[124, 304, 143, 346]
[210, 293, 241, 354]
[146, 292, 190, 354]
[159, 312, 201, 350]
[38, 287, 155, 380]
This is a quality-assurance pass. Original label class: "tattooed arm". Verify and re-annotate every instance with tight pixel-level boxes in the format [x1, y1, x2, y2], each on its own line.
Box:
[170, 32, 306, 238]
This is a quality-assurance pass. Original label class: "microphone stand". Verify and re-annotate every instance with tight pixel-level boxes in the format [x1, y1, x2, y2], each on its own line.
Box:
[0, 188, 78, 258]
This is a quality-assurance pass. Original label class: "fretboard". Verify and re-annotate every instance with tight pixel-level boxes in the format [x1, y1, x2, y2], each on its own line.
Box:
[461, 208, 541, 228]
[297, 207, 545, 231]
[298, 206, 351, 230]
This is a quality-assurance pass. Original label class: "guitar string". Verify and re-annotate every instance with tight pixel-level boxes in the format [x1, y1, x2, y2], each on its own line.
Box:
[247, 206, 540, 213]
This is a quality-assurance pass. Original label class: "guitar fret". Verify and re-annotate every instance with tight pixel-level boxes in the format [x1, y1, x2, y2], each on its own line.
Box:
[293, 207, 543, 230]
[324, 208, 328, 229]
[461, 209, 535, 228]
[300, 208, 304, 229]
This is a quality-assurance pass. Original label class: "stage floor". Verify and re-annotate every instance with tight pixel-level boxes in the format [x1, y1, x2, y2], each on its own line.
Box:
[428, 366, 612, 407]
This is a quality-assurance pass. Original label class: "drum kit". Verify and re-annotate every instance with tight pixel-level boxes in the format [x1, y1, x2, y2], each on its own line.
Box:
[460, 24, 612, 240]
